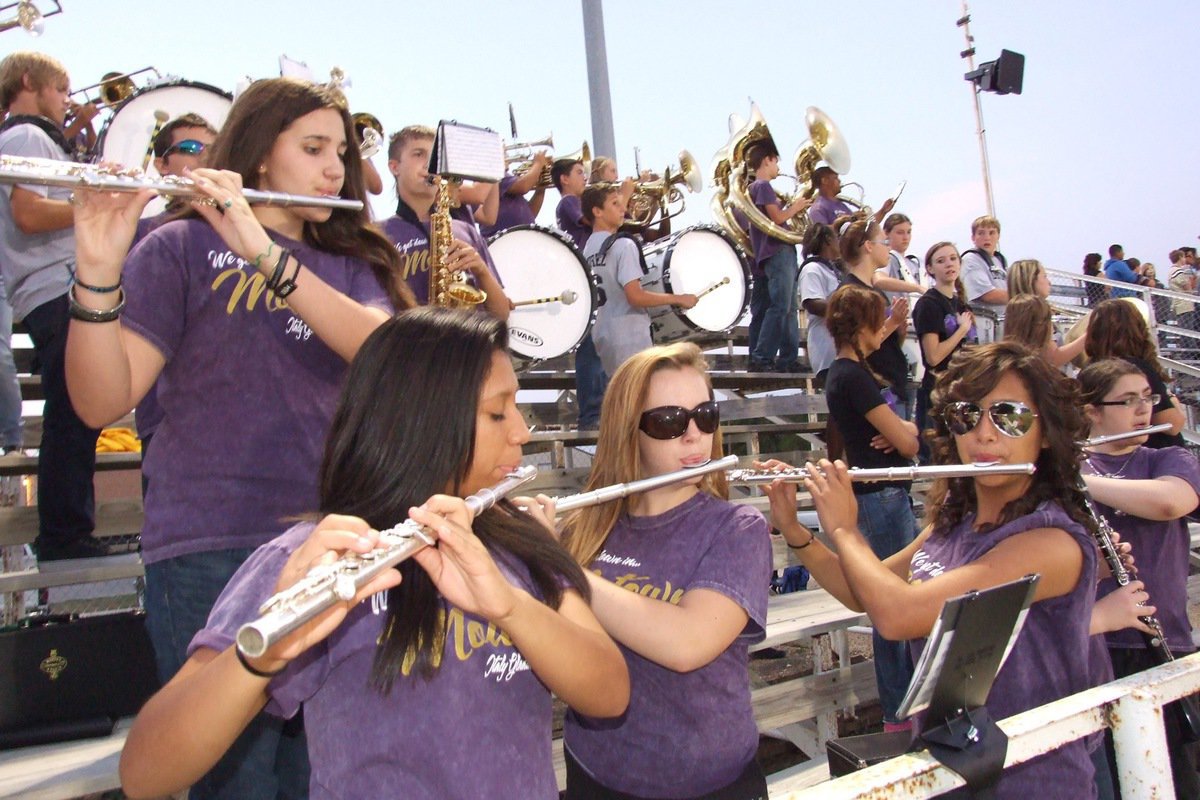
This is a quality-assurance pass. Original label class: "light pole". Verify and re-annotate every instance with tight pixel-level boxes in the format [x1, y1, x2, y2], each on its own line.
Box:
[956, 1, 996, 218]
[581, 0, 616, 164]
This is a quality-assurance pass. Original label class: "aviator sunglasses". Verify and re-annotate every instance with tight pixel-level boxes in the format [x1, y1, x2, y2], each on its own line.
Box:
[162, 139, 207, 158]
[638, 400, 720, 440]
[943, 400, 1038, 439]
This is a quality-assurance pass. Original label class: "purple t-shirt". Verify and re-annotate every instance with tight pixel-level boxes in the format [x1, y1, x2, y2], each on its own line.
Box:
[127, 210, 174, 439]
[1086, 446, 1200, 652]
[808, 195, 854, 227]
[121, 219, 391, 564]
[189, 521, 558, 800]
[479, 173, 536, 238]
[909, 501, 1098, 800]
[564, 493, 771, 798]
[555, 194, 591, 249]
[380, 214, 500, 305]
[748, 179, 786, 269]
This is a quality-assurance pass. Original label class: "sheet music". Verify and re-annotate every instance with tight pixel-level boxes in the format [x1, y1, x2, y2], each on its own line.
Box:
[435, 121, 503, 183]
[278, 55, 314, 81]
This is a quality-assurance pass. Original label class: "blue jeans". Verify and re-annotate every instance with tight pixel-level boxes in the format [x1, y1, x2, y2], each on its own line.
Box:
[747, 271, 769, 360]
[23, 294, 99, 546]
[144, 549, 310, 800]
[0, 278, 21, 450]
[575, 332, 609, 428]
[856, 486, 918, 724]
[750, 247, 799, 368]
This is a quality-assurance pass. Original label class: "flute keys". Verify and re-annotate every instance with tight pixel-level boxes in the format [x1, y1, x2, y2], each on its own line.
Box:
[334, 573, 357, 602]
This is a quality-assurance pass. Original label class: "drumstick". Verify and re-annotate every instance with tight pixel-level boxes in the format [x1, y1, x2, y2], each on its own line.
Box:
[693, 277, 731, 302]
[512, 290, 578, 308]
[140, 110, 170, 172]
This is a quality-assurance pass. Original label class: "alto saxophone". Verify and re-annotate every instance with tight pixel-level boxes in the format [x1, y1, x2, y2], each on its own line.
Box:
[428, 177, 486, 307]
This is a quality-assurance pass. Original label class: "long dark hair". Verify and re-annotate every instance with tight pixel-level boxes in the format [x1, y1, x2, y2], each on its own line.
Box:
[926, 342, 1096, 537]
[1084, 299, 1167, 382]
[195, 78, 413, 311]
[318, 307, 587, 691]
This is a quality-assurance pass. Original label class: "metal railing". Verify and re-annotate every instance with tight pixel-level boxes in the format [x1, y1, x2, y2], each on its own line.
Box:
[776, 652, 1200, 799]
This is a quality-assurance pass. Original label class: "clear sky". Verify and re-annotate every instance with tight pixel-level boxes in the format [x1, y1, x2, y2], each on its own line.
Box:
[14, 0, 1200, 275]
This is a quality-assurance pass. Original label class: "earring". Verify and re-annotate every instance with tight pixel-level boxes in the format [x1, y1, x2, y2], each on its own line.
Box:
[258, 165, 267, 174]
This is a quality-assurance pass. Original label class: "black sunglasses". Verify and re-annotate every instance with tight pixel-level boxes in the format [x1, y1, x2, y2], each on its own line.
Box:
[943, 400, 1038, 439]
[163, 139, 206, 158]
[638, 400, 720, 440]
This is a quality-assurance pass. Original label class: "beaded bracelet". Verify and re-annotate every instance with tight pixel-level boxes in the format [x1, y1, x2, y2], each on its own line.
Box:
[67, 284, 125, 323]
[235, 646, 285, 679]
[73, 276, 121, 294]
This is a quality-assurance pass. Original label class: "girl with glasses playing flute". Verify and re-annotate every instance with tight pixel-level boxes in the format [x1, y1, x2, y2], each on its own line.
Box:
[760, 342, 1104, 799]
[523, 342, 772, 800]
[118, 308, 629, 800]
[1078, 358, 1200, 798]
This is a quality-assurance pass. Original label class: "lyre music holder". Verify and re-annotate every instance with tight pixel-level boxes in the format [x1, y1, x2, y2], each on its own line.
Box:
[429, 120, 504, 184]
[896, 573, 1040, 797]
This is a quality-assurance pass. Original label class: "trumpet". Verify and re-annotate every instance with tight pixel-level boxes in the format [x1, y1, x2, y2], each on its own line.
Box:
[236, 465, 538, 659]
[1080, 423, 1173, 449]
[555, 455, 738, 514]
[352, 112, 383, 159]
[623, 149, 703, 228]
[726, 462, 1037, 485]
[0, 155, 364, 210]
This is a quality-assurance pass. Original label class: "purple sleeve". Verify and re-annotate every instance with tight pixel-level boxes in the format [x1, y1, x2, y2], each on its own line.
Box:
[808, 199, 835, 226]
[559, 194, 584, 227]
[187, 522, 328, 719]
[1151, 447, 1200, 500]
[749, 180, 779, 210]
[500, 173, 521, 197]
[454, 220, 503, 287]
[121, 223, 192, 362]
[688, 506, 772, 642]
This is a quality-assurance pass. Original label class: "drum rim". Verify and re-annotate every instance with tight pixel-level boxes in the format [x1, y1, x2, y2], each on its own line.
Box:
[96, 80, 234, 155]
[487, 224, 601, 368]
[651, 225, 751, 335]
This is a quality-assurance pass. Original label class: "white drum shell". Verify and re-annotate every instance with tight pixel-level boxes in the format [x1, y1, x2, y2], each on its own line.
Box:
[98, 80, 232, 217]
[640, 225, 751, 343]
[487, 225, 599, 369]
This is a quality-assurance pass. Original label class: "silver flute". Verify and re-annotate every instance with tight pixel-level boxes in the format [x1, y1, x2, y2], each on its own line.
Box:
[0, 154, 364, 210]
[554, 455, 739, 513]
[1081, 423, 1173, 448]
[726, 462, 1037, 485]
[236, 465, 537, 659]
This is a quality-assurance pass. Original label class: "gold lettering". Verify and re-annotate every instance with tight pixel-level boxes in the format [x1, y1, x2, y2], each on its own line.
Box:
[399, 249, 430, 282]
[211, 268, 289, 314]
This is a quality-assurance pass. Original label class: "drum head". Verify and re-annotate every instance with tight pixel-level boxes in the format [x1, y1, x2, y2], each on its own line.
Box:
[488, 226, 598, 366]
[98, 80, 232, 217]
[658, 225, 750, 333]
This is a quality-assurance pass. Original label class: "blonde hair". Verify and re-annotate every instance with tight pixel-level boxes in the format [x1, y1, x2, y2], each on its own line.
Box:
[561, 343, 727, 566]
[0, 52, 67, 110]
[589, 156, 615, 184]
[1007, 259, 1045, 298]
[971, 215, 1001, 235]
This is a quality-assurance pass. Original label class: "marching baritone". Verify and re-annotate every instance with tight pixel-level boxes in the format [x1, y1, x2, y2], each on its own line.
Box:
[807, 165, 894, 229]
[382, 124, 511, 319]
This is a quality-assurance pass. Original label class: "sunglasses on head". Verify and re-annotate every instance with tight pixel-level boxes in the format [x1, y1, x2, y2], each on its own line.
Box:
[163, 139, 206, 158]
[943, 400, 1038, 438]
[638, 400, 720, 440]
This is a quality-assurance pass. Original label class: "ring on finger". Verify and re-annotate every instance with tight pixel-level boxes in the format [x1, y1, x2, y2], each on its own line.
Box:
[223, 198, 233, 209]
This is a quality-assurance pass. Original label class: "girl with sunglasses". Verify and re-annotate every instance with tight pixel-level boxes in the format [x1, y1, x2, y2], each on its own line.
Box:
[66, 78, 415, 798]
[822, 282, 920, 732]
[1078, 358, 1200, 797]
[1084, 299, 1186, 449]
[761, 342, 1102, 798]
[119, 308, 630, 800]
[535, 342, 772, 800]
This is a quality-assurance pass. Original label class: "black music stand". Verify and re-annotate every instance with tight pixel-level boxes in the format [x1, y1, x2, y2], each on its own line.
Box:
[428, 120, 503, 183]
[895, 573, 1040, 797]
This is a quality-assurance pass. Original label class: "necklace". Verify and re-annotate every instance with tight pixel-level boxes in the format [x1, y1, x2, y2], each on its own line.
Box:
[1084, 448, 1139, 480]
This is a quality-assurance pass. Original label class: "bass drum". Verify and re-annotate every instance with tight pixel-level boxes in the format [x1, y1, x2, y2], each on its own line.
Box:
[98, 80, 233, 217]
[487, 225, 599, 370]
[641, 224, 751, 343]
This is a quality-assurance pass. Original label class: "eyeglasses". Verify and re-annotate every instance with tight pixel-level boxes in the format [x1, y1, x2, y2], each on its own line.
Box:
[162, 139, 206, 158]
[638, 400, 720, 440]
[1093, 394, 1160, 409]
[943, 401, 1039, 438]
